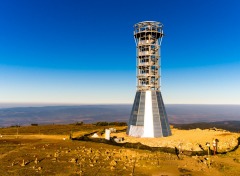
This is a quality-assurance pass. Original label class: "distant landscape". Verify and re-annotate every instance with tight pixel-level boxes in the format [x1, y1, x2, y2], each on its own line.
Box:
[0, 104, 131, 127]
[0, 104, 240, 130]
[1, 105, 240, 175]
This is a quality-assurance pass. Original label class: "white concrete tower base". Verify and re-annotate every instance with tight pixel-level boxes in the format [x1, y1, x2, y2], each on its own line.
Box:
[127, 90, 171, 138]
[142, 91, 154, 137]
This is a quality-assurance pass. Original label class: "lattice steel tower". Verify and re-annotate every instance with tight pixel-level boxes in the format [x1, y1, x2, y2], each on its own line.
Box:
[127, 21, 171, 137]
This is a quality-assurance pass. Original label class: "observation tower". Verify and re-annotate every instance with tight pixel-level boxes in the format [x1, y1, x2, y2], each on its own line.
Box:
[127, 21, 171, 138]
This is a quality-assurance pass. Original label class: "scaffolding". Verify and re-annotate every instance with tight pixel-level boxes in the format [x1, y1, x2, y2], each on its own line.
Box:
[134, 21, 164, 91]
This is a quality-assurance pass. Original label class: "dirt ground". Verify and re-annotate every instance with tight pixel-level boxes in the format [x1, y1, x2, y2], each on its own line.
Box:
[113, 128, 239, 152]
[0, 125, 240, 176]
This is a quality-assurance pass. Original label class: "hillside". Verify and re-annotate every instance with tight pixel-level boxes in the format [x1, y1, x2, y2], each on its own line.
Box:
[0, 124, 240, 176]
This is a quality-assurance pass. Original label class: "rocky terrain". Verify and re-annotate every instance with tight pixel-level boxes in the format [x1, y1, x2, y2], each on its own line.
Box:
[0, 124, 240, 176]
[113, 128, 239, 152]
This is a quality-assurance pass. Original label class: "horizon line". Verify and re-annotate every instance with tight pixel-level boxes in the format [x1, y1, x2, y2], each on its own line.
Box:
[0, 102, 240, 108]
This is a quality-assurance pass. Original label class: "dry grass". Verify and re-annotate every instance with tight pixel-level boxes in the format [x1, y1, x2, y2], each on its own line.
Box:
[0, 125, 240, 176]
[0, 124, 126, 139]
[0, 124, 105, 135]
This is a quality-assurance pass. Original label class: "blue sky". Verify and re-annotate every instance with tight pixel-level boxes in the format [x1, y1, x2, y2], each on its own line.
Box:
[0, 0, 240, 104]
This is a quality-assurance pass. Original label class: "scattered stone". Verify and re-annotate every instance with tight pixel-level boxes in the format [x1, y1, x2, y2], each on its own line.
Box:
[34, 158, 39, 164]
[109, 128, 116, 133]
[76, 170, 83, 174]
[54, 152, 59, 157]
[95, 153, 100, 157]
[69, 158, 77, 163]
[113, 137, 124, 143]
[110, 160, 117, 166]
[92, 133, 99, 138]
[51, 158, 57, 162]
[105, 156, 111, 160]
